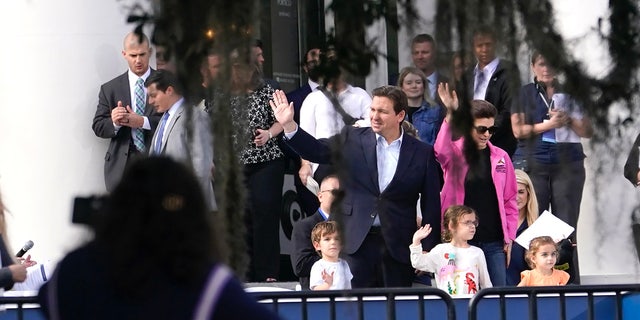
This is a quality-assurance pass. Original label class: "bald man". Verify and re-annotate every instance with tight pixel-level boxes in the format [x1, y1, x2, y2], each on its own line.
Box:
[92, 32, 161, 191]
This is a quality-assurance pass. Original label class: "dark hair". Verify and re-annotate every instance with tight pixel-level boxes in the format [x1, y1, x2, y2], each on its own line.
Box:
[144, 70, 183, 95]
[254, 39, 263, 49]
[473, 25, 497, 41]
[531, 50, 544, 65]
[372, 85, 408, 115]
[96, 157, 219, 296]
[470, 100, 497, 119]
[411, 33, 436, 47]
[442, 205, 476, 242]
[302, 47, 320, 65]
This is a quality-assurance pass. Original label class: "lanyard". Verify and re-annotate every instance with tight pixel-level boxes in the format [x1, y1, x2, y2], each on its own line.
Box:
[536, 84, 555, 117]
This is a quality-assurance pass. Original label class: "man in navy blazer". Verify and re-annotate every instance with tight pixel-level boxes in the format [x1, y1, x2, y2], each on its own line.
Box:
[285, 47, 322, 217]
[92, 32, 161, 191]
[271, 86, 441, 288]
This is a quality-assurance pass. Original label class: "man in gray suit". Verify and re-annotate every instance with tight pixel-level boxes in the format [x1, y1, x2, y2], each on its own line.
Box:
[145, 70, 217, 211]
[92, 32, 161, 191]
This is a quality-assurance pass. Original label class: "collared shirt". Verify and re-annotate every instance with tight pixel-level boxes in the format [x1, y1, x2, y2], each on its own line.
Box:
[373, 130, 403, 225]
[426, 72, 438, 99]
[308, 79, 320, 92]
[300, 84, 372, 139]
[317, 208, 329, 220]
[156, 98, 184, 150]
[300, 83, 372, 173]
[376, 131, 403, 192]
[473, 58, 500, 100]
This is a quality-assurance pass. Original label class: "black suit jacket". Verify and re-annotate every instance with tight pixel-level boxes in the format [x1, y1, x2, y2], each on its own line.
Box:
[286, 84, 312, 124]
[290, 211, 325, 289]
[466, 60, 519, 156]
[92, 70, 161, 191]
[284, 126, 441, 264]
[0, 237, 17, 290]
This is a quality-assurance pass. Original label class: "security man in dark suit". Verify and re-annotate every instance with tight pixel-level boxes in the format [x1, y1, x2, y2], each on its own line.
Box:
[92, 32, 161, 191]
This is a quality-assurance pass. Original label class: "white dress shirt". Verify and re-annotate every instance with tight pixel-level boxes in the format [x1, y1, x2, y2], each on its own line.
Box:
[299, 84, 372, 173]
[473, 58, 500, 100]
[373, 131, 403, 225]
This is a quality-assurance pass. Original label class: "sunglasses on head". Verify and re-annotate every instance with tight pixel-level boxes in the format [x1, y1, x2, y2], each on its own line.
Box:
[474, 125, 498, 134]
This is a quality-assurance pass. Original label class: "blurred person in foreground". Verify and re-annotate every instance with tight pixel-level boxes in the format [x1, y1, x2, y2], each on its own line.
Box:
[0, 189, 27, 291]
[37, 157, 280, 320]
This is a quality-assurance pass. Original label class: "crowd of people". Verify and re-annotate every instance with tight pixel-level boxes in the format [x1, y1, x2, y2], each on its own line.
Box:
[274, 25, 588, 291]
[33, 23, 599, 312]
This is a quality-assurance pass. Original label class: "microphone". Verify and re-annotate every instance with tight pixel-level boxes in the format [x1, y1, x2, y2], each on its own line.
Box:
[16, 240, 34, 258]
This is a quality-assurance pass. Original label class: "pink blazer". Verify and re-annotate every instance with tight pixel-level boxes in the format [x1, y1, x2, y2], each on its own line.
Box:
[434, 120, 518, 243]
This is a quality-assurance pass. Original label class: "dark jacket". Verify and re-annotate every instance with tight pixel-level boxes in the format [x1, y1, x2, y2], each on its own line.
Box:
[290, 211, 325, 289]
[91, 70, 162, 191]
[465, 60, 520, 156]
[284, 126, 442, 263]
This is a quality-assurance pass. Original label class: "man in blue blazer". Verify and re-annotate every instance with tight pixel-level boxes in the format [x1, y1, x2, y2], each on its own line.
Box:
[285, 47, 323, 218]
[271, 86, 441, 288]
[92, 32, 161, 191]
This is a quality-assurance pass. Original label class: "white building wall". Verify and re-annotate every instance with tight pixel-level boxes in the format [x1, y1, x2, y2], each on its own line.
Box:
[0, 0, 153, 263]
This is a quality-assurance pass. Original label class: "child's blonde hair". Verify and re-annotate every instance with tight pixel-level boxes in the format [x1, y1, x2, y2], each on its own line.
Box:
[311, 221, 340, 256]
[525, 236, 558, 268]
[442, 205, 476, 242]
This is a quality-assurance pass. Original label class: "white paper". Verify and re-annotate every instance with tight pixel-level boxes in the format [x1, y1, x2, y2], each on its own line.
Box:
[552, 93, 582, 143]
[305, 176, 320, 195]
[515, 210, 575, 249]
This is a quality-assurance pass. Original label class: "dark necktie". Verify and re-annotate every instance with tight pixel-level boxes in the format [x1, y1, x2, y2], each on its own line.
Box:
[154, 112, 170, 154]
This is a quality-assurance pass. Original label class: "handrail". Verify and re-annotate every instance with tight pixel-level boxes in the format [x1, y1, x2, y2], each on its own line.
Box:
[468, 284, 640, 320]
[251, 287, 457, 320]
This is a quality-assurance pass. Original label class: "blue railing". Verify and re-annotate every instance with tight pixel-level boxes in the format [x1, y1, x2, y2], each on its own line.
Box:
[251, 287, 457, 320]
[0, 295, 39, 320]
[468, 284, 640, 320]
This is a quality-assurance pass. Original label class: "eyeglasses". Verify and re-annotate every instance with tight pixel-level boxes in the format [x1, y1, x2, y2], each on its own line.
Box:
[459, 220, 479, 227]
[474, 125, 498, 135]
[320, 189, 339, 195]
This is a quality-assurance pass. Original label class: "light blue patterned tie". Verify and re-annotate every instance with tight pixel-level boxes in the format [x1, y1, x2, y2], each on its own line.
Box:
[133, 78, 146, 151]
[154, 112, 170, 154]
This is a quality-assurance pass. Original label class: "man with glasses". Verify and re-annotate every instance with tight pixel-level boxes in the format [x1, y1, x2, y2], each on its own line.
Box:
[290, 175, 340, 290]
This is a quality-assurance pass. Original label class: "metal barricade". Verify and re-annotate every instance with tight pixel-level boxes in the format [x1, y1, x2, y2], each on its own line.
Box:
[251, 287, 456, 320]
[0, 295, 39, 320]
[468, 284, 640, 320]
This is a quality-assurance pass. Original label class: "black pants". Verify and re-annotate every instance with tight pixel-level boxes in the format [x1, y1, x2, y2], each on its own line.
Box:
[244, 158, 285, 281]
[529, 159, 585, 284]
[344, 228, 414, 288]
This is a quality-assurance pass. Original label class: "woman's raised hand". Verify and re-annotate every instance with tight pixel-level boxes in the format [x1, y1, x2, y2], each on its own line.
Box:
[437, 82, 459, 112]
[269, 90, 295, 131]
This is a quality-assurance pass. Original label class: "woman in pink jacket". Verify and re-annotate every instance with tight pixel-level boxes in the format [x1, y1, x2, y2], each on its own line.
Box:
[434, 83, 518, 286]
